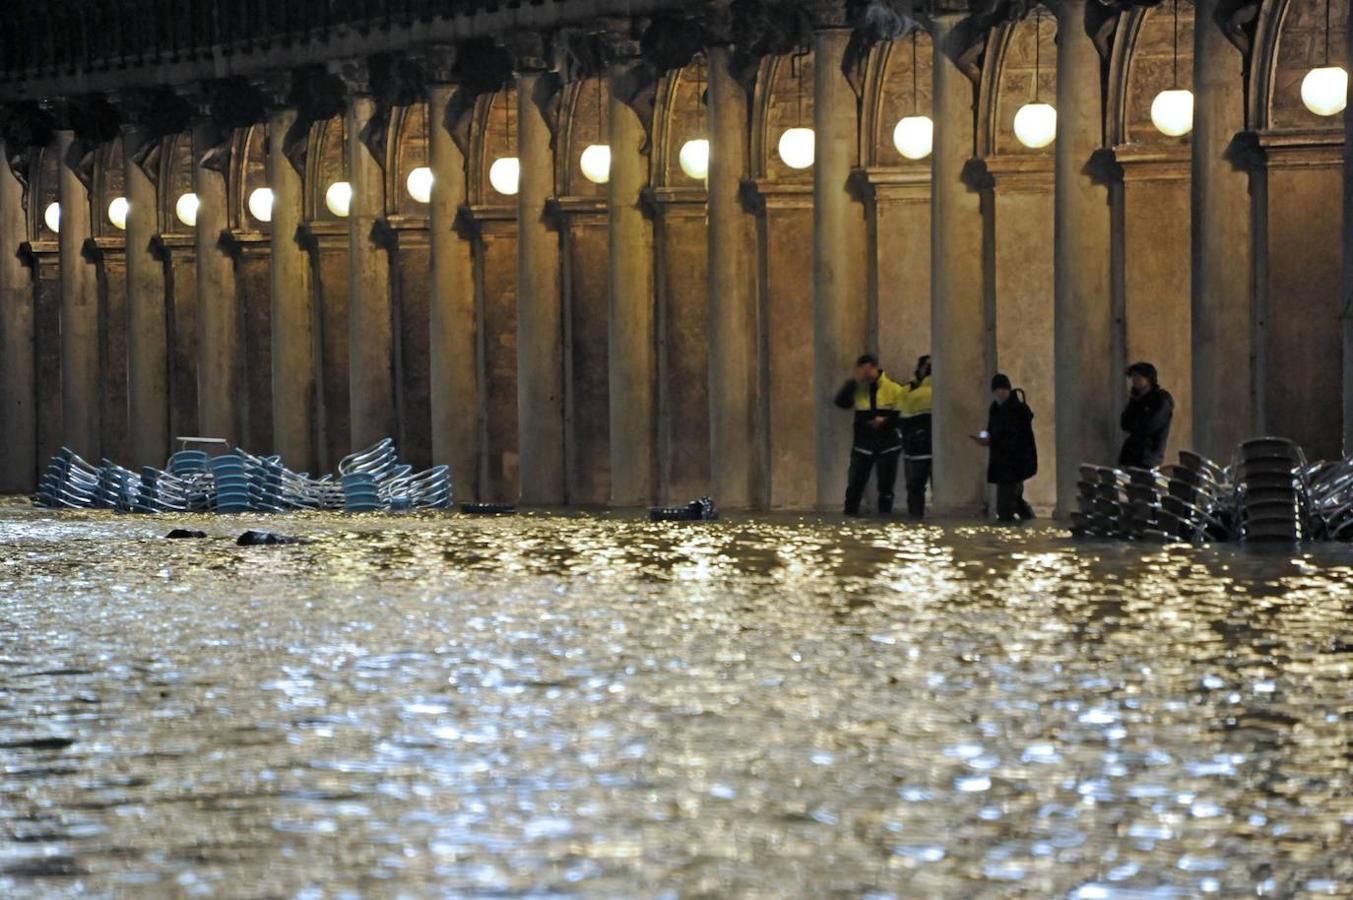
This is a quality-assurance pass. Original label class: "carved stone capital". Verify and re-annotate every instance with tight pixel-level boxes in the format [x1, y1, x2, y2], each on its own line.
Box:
[506, 31, 553, 74]
[414, 45, 460, 86]
[329, 58, 375, 97]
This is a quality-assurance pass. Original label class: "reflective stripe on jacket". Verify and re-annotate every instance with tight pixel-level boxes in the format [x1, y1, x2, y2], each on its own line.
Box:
[834, 372, 905, 454]
[898, 375, 933, 459]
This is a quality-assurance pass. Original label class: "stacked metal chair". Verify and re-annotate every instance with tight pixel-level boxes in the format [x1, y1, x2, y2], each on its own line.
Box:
[1158, 451, 1231, 542]
[1117, 467, 1171, 540]
[34, 448, 100, 508]
[32, 436, 454, 514]
[1071, 465, 1125, 537]
[1233, 437, 1308, 542]
[209, 453, 252, 513]
[1307, 457, 1353, 539]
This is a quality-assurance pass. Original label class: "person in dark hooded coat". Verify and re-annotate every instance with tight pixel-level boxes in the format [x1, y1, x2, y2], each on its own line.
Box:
[1118, 361, 1174, 469]
[972, 373, 1037, 522]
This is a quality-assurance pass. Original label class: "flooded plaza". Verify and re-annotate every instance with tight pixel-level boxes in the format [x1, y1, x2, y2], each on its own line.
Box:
[2, 498, 1351, 898]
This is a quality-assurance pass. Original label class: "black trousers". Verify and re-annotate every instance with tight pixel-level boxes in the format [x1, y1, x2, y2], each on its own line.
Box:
[844, 449, 900, 515]
[995, 480, 1033, 521]
[904, 458, 932, 517]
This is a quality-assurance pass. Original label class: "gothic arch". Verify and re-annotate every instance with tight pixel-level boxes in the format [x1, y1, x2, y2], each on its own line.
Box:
[652, 56, 708, 190]
[862, 28, 934, 169]
[977, 7, 1058, 159]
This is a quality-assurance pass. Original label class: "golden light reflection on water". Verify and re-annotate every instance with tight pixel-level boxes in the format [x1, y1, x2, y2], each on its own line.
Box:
[2, 499, 1352, 897]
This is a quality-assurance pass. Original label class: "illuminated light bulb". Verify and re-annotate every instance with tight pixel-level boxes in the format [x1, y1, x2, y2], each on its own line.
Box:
[1013, 102, 1057, 149]
[1150, 89, 1194, 137]
[1300, 65, 1348, 117]
[777, 126, 815, 169]
[406, 166, 433, 203]
[678, 138, 709, 180]
[579, 144, 611, 184]
[175, 192, 199, 227]
[44, 201, 60, 233]
[489, 157, 520, 196]
[892, 115, 934, 160]
[325, 181, 352, 217]
[248, 187, 274, 223]
[107, 196, 129, 230]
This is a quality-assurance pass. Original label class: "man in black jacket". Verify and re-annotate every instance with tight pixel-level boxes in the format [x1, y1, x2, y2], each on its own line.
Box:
[1118, 361, 1174, 469]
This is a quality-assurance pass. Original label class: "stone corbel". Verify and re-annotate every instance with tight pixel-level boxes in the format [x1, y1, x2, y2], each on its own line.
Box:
[276, 66, 348, 176]
[1218, 0, 1262, 58]
[295, 222, 320, 254]
[961, 157, 994, 192]
[738, 178, 767, 215]
[370, 217, 399, 251]
[507, 31, 563, 141]
[453, 203, 479, 241]
[1086, 146, 1124, 186]
[329, 58, 388, 172]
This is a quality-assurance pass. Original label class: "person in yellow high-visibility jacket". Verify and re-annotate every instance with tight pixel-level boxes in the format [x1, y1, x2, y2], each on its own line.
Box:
[834, 354, 907, 516]
[897, 355, 933, 518]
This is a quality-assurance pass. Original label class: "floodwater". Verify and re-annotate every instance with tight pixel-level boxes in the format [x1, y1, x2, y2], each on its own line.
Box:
[2, 499, 1351, 898]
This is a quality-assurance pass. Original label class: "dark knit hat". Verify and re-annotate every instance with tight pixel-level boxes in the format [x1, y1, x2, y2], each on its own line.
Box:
[991, 373, 1012, 391]
[1125, 361, 1158, 384]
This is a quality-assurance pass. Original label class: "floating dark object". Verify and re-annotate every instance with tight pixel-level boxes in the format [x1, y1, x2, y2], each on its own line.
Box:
[650, 497, 719, 522]
[461, 503, 516, 515]
[0, 736, 76, 751]
[165, 528, 207, 539]
[236, 530, 308, 546]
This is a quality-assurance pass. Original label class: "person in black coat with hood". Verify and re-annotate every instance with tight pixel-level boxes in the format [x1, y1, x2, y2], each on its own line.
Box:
[972, 373, 1037, 522]
[1118, 361, 1174, 469]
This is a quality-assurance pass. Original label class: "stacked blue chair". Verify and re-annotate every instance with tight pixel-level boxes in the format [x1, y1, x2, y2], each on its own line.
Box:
[341, 472, 383, 511]
[93, 463, 138, 510]
[33, 436, 456, 516]
[210, 453, 252, 513]
[35, 448, 100, 508]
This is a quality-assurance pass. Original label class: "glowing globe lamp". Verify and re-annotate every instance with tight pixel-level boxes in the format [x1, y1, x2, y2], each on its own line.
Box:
[489, 157, 520, 196]
[406, 166, 434, 203]
[325, 181, 352, 217]
[1013, 102, 1057, 149]
[777, 127, 815, 169]
[892, 115, 934, 160]
[579, 144, 611, 185]
[678, 139, 709, 180]
[248, 187, 274, 223]
[1301, 65, 1348, 117]
[175, 192, 199, 227]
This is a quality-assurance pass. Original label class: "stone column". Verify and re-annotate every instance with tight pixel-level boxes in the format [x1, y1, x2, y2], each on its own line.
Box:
[56, 129, 101, 459]
[193, 121, 241, 443]
[346, 91, 396, 450]
[706, 44, 761, 508]
[123, 125, 169, 465]
[608, 63, 657, 505]
[813, 25, 869, 509]
[268, 104, 316, 471]
[1345, 6, 1353, 454]
[516, 68, 566, 504]
[1192, 0, 1252, 458]
[427, 82, 479, 494]
[930, 16, 988, 514]
[1053, 0, 1114, 511]
[0, 147, 35, 490]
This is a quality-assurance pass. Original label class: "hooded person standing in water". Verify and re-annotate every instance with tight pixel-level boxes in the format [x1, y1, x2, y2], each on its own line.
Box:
[972, 373, 1037, 523]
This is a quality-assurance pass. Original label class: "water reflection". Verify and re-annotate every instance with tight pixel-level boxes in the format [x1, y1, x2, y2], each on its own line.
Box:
[2, 499, 1351, 896]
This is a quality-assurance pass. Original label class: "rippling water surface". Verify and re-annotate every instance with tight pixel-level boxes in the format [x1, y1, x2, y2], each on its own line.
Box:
[2, 498, 1352, 898]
